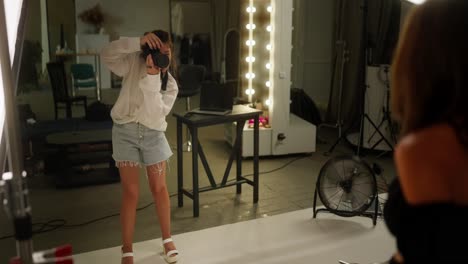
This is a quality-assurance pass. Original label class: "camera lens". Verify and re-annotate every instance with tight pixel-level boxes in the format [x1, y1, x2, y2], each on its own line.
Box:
[142, 44, 170, 68]
[153, 53, 170, 68]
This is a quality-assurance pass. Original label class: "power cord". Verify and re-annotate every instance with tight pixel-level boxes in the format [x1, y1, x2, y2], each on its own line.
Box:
[370, 161, 392, 219]
[33, 219, 66, 234]
[372, 162, 390, 202]
[0, 155, 308, 240]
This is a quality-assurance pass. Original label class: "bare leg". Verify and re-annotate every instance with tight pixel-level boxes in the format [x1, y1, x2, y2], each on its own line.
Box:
[146, 161, 177, 256]
[119, 163, 140, 264]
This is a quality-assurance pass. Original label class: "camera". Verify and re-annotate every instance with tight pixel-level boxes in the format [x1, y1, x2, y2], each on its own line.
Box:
[141, 44, 170, 69]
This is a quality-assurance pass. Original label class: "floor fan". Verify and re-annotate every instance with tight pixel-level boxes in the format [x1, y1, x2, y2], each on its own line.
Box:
[313, 155, 379, 225]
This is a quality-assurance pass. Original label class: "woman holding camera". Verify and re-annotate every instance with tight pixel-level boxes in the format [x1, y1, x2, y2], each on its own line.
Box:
[101, 30, 179, 264]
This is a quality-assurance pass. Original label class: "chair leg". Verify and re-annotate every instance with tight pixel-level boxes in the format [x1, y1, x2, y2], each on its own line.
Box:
[71, 80, 76, 97]
[66, 103, 72, 119]
[183, 97, 192, 152]
[83, 98, 88, 117]
[186, 96, 191, 111]
[54, 104, 58, 120]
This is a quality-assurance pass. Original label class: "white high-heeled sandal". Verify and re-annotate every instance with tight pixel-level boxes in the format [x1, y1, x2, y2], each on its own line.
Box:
[162, 238, 179, 263]
[121, 250, 134, 263]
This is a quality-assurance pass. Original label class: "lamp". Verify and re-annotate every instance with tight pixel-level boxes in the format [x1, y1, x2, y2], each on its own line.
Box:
[0, 0, 23, 143]
[266, 2, 273, 110]
[245, 1, 256, 102]
[243, 1, 273, 106]
[0, 66, 5, 143]
[0, 0, 36, 263]
[1, 0, 93, 258]
[406, 0, 425, 4]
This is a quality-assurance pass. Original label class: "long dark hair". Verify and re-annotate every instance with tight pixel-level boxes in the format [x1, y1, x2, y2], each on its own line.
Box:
[391, 0, 468, 148]
[141, 29, 178, 90]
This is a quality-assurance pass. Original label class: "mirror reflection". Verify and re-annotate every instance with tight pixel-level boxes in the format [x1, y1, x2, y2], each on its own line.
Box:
[3, 0, 249, 260]
[0, 0, 409, 263]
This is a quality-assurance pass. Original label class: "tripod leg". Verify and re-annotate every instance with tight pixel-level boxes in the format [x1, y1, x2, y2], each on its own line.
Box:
[387, 116, 398, 144]
[325, 136, 343, 156]
[373, 194, 379, 226]
[365, 114, 394, 151]
[313, 188, 318, 218]
[367, 115, 386, 144]
[325, 124, 355, 156]
[370, 137, 384, 150]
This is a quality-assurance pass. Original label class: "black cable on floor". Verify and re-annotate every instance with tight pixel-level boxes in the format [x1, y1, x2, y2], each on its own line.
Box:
[0, 219, 67, 240]
[0, 156, 307, 240]
[241, 156, 307, 178]
[0, 199, 173, 240]
[33, 219, 66, 234]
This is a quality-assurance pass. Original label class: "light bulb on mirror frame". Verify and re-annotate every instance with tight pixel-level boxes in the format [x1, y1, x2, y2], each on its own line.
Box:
[407, 0, 425, 4]
[245, 73, 256, 79]
[246, 56, 256, 63]
[245, 88, 256, 95]
[246, 23, 256, 30]
[246, 40, 256, 46]
[246, 6, 256, 13]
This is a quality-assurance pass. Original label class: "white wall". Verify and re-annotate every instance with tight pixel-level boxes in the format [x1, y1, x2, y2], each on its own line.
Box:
[47, 0, 76, 55]
[75, 0, 170, 38]
[177, 1, 212, 34]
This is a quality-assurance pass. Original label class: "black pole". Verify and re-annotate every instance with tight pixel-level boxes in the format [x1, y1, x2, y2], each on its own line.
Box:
[356, 0, 369, 156]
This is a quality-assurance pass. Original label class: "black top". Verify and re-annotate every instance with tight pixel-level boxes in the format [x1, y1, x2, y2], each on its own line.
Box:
[384, 179, 468, 263]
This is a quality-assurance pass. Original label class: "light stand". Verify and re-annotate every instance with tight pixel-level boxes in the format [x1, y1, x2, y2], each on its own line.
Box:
[0, 0, 34, 262]
[356, 0, 394, 156]
[320, 40, 349, 152]
[366, 65, 397, 149]
[0, 1, 74, 263]
[327, 0, 394, 157]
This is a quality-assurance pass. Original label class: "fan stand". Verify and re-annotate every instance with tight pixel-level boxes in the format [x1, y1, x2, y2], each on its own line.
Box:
[312, 155, 382, 226]
[312, 186, 380, 226]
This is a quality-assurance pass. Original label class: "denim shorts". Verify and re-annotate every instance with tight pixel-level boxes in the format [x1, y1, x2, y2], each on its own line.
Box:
[112, 122, 172, 167]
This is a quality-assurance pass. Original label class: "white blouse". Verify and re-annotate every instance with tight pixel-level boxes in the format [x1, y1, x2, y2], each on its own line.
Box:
[101, 37, 178, 131]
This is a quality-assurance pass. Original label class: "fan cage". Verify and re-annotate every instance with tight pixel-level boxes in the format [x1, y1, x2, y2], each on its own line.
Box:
[316, 155, 377, 217]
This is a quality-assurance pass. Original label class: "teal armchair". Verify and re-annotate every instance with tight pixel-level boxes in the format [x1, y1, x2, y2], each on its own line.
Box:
[70, 63, 100, 100]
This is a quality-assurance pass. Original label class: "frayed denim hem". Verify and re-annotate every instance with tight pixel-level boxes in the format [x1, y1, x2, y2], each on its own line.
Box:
[115, 160, 141, 168]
